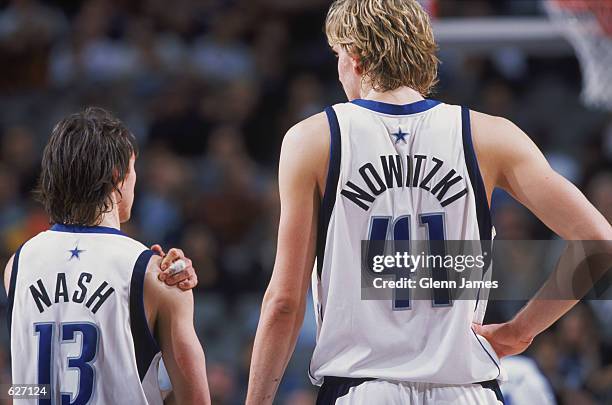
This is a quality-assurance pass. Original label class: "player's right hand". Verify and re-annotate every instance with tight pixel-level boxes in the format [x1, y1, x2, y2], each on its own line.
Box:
[472, 322, 533, 358]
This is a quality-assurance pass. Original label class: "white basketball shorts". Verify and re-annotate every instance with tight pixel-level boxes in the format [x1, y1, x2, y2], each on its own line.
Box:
[316, 377, 505, 405]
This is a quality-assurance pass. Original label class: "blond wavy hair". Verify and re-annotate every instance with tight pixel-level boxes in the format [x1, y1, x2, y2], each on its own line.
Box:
[325, 0, 439, 95]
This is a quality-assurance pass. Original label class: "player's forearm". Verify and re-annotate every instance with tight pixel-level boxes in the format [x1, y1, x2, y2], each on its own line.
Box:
[164, 338, 211, 405]
[246, 296, 305, 405]
[511, 238, 612, 340]
[176, 355, 210, 405]
[510, 299, 578, 341]
[157, 288, 211, 405]
[555, 203, 612, 241]
[174, 385, 211, 405]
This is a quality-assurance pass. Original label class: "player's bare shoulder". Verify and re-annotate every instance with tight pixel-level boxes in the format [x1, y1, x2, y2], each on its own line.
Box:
[281, 112, 331, 194]
[144, 254, 194, 312]
[470, 108, 550, 195]
[283, 112, 329, 157]
[143, 254, 194, 328]
[3, 255, 14, 295]
[469, 110, 537, 156]
[145, 254, 163, 282]
[470, 110, 520, 140]
[468, 110, 534, 197]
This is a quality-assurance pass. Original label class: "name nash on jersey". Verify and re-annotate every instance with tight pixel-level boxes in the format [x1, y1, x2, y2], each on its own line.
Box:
[28, 272, 115, 314]
[341, 154, 469, 210]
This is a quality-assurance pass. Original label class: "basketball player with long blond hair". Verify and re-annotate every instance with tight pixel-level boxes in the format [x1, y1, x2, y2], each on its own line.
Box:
[246, 1, 612, 403]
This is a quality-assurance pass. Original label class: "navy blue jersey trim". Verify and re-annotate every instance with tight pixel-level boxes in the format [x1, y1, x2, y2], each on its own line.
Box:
[472, 328, 501, 380]
[461, 107, 493, 311]
[316, 377, 375, 405]
[317, 107, 342, 279]
[477, 379, 505, 404]
[51, 224, 126, 236]
[461, 107, 492, 241]
[351, 99, 441, 115]
[130, 250, 160, 381]
[6, 245, 23, 336]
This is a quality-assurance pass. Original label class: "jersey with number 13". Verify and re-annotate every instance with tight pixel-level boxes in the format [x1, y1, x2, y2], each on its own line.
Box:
[8, 225, 163, 404]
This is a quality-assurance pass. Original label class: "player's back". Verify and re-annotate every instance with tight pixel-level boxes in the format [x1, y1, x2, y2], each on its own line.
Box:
[8, 224, 162, 405]
[310, 99, 501, 385]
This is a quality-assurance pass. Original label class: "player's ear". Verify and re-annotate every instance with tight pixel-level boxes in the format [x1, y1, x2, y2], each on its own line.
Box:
[350, 53, 364, 75]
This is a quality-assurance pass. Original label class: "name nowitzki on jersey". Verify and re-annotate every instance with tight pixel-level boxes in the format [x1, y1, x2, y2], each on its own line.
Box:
[341, 154, 468, 210]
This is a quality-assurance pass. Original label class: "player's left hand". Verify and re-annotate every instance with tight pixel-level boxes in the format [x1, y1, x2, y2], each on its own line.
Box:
[151, 244, 198, 291]
[472, 322, 533, 358]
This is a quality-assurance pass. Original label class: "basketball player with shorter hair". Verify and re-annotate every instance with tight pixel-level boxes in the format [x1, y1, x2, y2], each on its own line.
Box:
[4, 107, 210, 404]
[246, 0, 612, 403]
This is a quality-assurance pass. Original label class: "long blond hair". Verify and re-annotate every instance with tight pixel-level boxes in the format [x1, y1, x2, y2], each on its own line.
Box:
[325, 0, 439, 95]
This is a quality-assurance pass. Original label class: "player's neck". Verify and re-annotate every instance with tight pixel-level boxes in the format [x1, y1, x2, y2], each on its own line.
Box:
[360, 86, 424, 105]
[97, 207, 121, 230]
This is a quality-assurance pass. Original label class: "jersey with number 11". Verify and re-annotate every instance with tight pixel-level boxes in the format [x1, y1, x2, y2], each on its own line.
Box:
[310, 99, 501, 385]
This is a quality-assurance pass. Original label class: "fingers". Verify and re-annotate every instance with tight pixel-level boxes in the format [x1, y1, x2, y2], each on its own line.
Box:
[472, 322, 503, 338]
[160, 248, 185, 271]
[163, 259, 193, 285]
[151, 244, 166, 257]
[155, 247, 198, 290]
[164, 271, 189, 286]
[158, 258, 197, 282]
[179, 274, 198, 290]
[471, 323, 485, 335]
[471, 323, 526, 358]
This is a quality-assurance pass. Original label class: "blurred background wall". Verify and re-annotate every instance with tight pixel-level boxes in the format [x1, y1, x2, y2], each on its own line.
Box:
[0, 0, 610, 404]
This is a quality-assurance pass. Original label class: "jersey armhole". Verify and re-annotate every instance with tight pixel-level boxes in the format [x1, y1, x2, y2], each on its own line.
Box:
[6, 244, 23, 336]
[130, 249, 161, 381]
[461, 107, 492, 241]
[462, 107, 495, 313]
[316, 106, 342, 279]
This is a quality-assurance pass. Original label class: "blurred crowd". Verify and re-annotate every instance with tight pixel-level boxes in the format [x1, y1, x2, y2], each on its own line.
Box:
[0, 0, 610, 404]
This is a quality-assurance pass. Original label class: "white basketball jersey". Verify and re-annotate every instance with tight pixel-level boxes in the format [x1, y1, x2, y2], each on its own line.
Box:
[8, 224, 163, 405]
[310, 99, 501, 385]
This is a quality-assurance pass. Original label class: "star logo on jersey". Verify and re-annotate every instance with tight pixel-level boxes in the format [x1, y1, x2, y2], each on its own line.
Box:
[68, 243, 85, 261]
[391, 128, 409, 144]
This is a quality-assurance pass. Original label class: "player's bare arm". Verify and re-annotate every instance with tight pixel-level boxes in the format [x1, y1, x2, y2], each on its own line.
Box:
[246, 112, 329, 405]
[3, 255, 14, 296]
[470, 111, 612, 357]
[144, 255, 211, 405]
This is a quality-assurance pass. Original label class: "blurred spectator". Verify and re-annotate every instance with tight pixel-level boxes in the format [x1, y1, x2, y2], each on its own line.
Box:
[207, 362, 239, 405]
[282, 388, 318, 405]
[136, 148, 188, 243]
[191, 8, 254, 83]
[1, 126, 39, 194]
[0, 0, 66, 90]
[586, 171, 612, 224]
